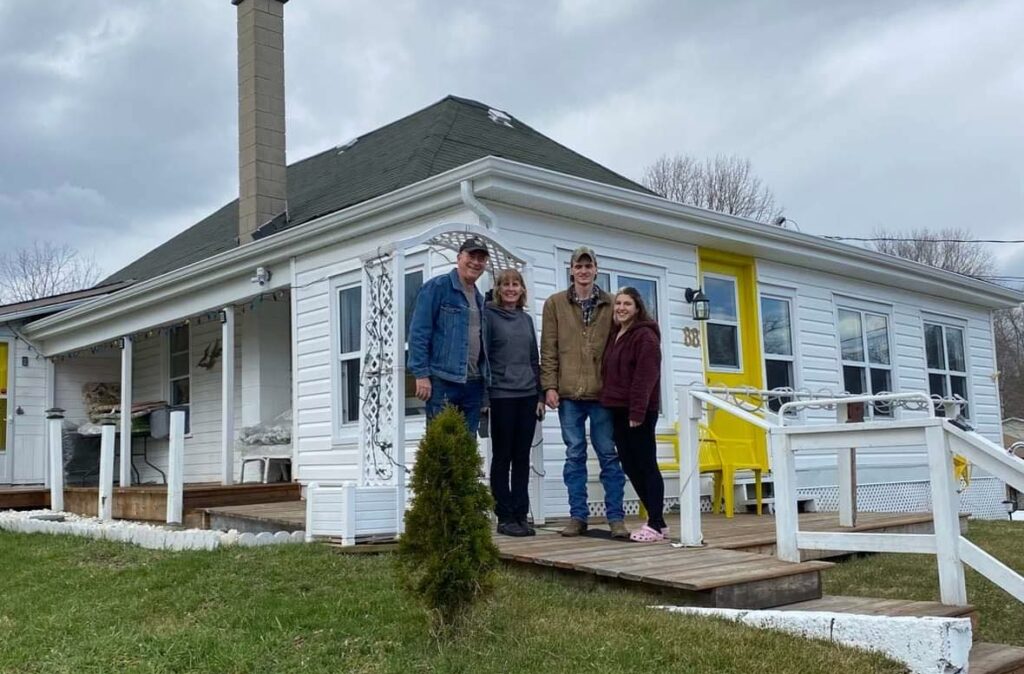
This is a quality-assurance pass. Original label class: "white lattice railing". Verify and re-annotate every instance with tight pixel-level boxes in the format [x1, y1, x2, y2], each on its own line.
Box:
[676, 385, 1024, 606]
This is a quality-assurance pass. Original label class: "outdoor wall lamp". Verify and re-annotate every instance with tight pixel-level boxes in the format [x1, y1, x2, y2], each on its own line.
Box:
[685, 287, 710, 321]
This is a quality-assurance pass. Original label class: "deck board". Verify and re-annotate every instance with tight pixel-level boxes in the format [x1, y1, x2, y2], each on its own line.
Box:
[0, 486, 49, 509]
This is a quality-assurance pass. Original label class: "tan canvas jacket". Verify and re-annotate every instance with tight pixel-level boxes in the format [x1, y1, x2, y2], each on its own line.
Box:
[540, 288, 613, 401]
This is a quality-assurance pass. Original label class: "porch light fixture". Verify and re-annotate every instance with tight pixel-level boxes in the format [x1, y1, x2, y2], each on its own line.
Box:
[685, 287, 711, 321]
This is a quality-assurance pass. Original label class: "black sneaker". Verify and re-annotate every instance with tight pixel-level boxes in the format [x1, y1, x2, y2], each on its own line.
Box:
[517, 517, 537, 536]
[497, 521, 530, 537]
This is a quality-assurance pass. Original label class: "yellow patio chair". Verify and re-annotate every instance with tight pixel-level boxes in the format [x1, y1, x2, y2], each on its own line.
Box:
[650, 422, 750, 518]
[953, 454, 971, 489]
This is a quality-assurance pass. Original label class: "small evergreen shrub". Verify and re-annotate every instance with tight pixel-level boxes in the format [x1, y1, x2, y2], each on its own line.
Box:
[396, 405, 500, 632]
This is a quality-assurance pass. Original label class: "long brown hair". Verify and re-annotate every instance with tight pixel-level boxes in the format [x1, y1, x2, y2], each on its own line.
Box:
[493, 268, 527, 309]
[614, 287, 654, 324]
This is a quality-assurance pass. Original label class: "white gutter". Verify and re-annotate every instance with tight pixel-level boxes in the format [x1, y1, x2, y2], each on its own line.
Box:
[459, 179, 496, 229]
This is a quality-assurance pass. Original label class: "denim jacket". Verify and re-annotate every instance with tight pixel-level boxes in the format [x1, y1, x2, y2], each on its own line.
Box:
[408, 269, 490, 384]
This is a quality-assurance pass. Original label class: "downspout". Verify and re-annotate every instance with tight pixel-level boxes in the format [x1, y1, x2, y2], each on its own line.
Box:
[460, 180, 496, 230]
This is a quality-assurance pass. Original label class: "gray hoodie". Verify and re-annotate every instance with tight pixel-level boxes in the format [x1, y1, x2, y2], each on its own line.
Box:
[483, 302, 543, 400]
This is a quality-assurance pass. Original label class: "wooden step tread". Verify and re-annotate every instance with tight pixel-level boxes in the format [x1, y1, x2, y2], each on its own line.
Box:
[777, 595, 976, 620]
[970, 643, 1024, 674]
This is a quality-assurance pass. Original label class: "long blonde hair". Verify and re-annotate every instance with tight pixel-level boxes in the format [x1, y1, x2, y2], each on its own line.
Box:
[493, 268, 527, 309]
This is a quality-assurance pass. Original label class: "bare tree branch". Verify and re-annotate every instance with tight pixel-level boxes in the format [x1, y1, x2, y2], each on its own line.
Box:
[869, 227, 996, 277]
[0, 241, 102, 304]
[642, 154, 783, 223]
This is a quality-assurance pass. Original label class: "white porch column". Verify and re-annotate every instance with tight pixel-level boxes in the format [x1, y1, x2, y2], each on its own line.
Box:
[45, 408, 65, 512]
[119, 336, 133, 487]
[221, 306, 236, 485]
[166, 409, 185, 525]
[392, 253, 407, 534]
[837, 448, 857, 527]
[678, 387, 703, 547]
[926, 424, 968, 605]
[99, 418, 117, 521]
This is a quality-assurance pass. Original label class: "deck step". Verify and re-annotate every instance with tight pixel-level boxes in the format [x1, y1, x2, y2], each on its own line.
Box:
[777, 595, 978, 627]
[970, 643, 1024, 674]
[202, 500, 306, 534]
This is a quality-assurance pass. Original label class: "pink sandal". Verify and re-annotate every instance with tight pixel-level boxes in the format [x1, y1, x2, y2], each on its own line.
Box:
[629, 524, 666, 543]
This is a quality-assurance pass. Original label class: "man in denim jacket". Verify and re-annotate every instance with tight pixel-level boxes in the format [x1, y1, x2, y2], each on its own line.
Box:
[408, 236, 490, 433]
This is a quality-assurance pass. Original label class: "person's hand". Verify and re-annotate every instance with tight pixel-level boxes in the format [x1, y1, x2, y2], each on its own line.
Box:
[481, 406, 490, 415]
[629, 419, 641, 428]
[415, 377, 432, 402]
[535, 401, 547, 421]
[545, 389, 560, 409]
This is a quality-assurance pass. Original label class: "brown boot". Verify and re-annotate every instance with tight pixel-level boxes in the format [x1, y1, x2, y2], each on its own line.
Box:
[609, 520, 630, 540]
[560, 518, 588, 537]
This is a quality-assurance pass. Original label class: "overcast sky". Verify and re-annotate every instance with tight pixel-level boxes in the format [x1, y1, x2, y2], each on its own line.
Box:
[1, 0, 1022, 288]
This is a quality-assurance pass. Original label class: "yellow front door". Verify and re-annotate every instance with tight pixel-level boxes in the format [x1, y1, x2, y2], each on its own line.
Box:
[698, 250, 766, 512]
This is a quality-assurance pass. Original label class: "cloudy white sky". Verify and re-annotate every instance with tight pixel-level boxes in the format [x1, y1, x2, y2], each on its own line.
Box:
[1, 0, 1022, 287]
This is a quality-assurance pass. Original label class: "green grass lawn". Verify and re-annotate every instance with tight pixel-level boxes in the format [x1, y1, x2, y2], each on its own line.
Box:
[824, 518, 1024, 646]
[0, 532, 904, 674]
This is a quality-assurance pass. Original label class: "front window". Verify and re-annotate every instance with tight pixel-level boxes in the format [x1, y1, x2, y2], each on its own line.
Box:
[924, 322, 970, 418]
[838, 307, 892, 418]
[168, 325, 191, 432]
[761, 296, 794, 412]
[338, 285, 362, 425]
[705, 276, 740, 370]
[563, 268, 659, 320]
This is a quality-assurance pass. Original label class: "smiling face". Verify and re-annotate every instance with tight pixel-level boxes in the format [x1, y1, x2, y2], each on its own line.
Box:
[457, 250, 488, 286]
[571, 256, 596, 291]
[614, 292, 638, 326]
[498, 277, 524, 308]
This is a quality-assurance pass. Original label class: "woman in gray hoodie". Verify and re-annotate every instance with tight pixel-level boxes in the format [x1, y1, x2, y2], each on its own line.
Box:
[483, 268, 545, 537]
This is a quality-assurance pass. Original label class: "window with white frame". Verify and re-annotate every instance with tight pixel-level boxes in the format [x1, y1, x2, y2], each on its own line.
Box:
[761, 296, 794, 412]
[168, 325, 191, 432]
[403, 269, 425, 416]
[563, 267, 660, 319]
[337, 284, 362, 425]
[705, 275, 740, 370]
[924, 321, 970, 418]
[837, 307, 893, 417]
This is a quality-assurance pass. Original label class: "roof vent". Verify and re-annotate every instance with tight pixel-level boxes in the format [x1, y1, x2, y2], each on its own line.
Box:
[487, 108, 513, 128]
[335, 137, 359, 154]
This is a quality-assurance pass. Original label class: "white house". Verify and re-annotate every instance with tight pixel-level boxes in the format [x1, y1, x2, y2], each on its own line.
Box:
[13, 0, 1022, 531]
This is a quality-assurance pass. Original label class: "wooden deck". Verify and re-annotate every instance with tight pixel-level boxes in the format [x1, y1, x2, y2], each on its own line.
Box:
[63, 482, 301, 528]
[0, 486, 49, 509]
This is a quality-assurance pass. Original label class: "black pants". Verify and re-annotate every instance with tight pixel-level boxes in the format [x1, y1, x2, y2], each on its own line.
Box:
[489, 395, 537, 522]
[609, 407, 666, 530]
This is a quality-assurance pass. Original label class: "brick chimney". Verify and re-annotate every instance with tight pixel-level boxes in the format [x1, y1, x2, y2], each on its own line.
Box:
[233, 0, 288, 244]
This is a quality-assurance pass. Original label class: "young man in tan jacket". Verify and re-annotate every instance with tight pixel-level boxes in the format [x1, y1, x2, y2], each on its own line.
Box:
[540, 247, 627, 538]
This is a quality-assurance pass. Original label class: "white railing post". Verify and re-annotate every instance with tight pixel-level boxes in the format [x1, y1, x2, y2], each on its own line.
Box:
[770, 427, 800, 562]
[926, 424, 968, 605]
[166, 410, 185, 526]
[221, 306, 236, 486]
[342, 482, 357, 546]
[835, 402, 857, 527]
[678, 386, 703, 546]
[304, 481, 318, 542]
[531, 420, 546, 524]
[119, 335, 134, 487]
[45, 408, 65, 512]
[98, 417, 117, 521]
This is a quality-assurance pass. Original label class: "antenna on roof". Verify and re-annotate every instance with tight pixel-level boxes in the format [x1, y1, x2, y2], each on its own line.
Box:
[335, 137, 359, 154]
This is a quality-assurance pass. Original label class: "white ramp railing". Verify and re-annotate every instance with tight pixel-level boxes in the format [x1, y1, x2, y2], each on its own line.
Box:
[676, 385, 1024, 607]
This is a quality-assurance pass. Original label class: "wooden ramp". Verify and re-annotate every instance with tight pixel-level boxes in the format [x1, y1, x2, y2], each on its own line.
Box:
[496, 528, 832, 608]
[203, 500, 306, 533]
[0, 486, 49, 510]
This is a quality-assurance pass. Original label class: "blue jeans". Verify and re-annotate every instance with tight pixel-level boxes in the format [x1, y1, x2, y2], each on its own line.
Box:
[426, 377, 484, 434]
[558, 399, 625, 522]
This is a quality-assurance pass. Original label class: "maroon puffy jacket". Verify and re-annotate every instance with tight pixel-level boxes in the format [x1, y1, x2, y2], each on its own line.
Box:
[599, 320, 661, 422]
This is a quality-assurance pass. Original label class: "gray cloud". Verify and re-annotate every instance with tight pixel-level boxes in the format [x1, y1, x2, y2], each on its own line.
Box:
[1, 0, 1021, 290]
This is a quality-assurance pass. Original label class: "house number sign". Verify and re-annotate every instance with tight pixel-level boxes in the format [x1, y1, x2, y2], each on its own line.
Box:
[682, 327, 701, 348]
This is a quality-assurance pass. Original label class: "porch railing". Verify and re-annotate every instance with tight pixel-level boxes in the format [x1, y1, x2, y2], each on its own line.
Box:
[676, 385, 1024, 606]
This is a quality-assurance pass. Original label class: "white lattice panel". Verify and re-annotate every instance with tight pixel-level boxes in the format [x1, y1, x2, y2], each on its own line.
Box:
[797, 477, 1008, 520]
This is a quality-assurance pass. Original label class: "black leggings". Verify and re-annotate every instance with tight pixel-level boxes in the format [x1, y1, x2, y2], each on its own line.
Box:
[489, 396, 537, 521]
[609, 408, 665, 530]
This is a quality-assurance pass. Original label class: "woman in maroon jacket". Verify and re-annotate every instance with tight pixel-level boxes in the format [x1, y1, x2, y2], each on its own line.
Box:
[600, 287, 666, 542]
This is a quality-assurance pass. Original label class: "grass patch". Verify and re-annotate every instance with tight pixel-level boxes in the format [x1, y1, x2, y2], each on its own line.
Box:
[0, 531, 905, 673]
[824, 519, 1024, 646]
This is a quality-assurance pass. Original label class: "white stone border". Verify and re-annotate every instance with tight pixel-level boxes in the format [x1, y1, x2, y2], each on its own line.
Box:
[657, 606, 972, 674]
[0, 510, 306, 551]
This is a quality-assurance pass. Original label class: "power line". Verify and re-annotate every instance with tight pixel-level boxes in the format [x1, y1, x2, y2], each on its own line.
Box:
[823, 236, 1024, 244]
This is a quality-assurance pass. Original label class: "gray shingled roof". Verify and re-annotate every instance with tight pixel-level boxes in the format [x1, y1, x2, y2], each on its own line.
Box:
[104, 96, 652, 284]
